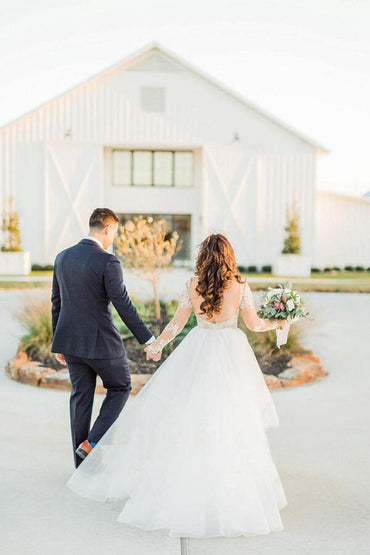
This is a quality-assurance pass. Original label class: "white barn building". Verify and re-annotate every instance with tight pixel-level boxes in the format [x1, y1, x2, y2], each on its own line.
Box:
[0, 41, 369, 269]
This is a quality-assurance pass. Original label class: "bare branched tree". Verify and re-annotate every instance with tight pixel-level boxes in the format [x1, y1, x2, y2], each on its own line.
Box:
[114, 215, 183, 321]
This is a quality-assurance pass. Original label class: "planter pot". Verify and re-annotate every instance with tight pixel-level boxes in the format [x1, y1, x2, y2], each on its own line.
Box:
[272, 254, 311, 277]
[0, 251, 31, 275]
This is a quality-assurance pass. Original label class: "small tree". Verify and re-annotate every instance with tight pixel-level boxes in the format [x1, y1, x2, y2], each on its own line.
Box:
[1, 196, 22, 252]
[281, 200, 301, 254]
[114, 215, 183, 321]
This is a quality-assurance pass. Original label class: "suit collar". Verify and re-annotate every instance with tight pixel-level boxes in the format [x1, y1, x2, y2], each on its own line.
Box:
[79, 238, 104, 250]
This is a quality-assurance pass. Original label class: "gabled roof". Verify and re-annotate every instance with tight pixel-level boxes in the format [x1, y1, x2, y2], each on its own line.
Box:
[0, 40, 330, 153]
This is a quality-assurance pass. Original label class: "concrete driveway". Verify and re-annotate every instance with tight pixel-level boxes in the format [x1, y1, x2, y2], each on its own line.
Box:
[0, 286, 369, 555]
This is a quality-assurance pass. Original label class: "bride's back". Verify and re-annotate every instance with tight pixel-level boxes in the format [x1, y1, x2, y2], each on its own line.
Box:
[189, 276, 243, 323]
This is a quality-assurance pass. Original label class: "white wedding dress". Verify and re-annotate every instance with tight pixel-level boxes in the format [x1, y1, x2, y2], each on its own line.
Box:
[67, 277, 288, 538]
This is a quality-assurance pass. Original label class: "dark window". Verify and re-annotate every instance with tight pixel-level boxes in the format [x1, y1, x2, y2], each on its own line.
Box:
[112, 150, 194, 187]
[116, 213, 191, 261]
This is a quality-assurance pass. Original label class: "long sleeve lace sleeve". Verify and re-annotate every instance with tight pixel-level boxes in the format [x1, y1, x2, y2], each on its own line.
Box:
[145, 278, 193, 355]
[240, 282, 281, 332]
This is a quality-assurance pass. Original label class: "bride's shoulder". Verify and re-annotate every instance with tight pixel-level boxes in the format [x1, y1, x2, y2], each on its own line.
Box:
[187, 275, 197, 287]
[231, 276, 247, 287]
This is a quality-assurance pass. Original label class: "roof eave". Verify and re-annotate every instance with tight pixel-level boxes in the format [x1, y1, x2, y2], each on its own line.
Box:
[0, 40, 331, 154]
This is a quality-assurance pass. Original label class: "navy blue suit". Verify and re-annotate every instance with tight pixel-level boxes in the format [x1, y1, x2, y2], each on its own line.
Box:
[51, 238, 154, 466]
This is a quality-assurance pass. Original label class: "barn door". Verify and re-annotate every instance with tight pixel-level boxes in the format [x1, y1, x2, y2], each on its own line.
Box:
[202, 143, 258, 264]
[44, 143, 101, 261]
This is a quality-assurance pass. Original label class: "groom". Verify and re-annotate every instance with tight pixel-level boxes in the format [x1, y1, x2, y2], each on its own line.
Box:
[51, 208, 160, 467]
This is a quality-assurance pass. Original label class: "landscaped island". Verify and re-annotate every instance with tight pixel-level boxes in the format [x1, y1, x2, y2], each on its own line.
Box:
[6, 290, 327, 394]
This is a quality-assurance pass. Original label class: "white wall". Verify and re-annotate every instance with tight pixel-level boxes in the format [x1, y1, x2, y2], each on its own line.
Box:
[0, 47, 318, 265]
[313, 191, 370, 268]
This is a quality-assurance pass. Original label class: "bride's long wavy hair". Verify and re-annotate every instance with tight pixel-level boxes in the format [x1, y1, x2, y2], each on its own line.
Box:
[194, 234, 246, 319]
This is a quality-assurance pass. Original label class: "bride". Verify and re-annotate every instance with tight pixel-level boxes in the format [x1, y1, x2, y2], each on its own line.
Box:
[67, 233, 288, 539]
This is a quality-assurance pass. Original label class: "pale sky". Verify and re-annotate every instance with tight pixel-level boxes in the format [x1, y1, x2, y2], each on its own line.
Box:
[0, 0, 369, 197]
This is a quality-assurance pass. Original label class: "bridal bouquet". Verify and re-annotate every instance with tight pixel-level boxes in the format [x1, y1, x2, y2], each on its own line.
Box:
[257, 281, 309, 348]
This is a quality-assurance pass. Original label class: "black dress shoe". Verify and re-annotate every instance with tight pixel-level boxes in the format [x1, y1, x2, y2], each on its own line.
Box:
[75, 440, 94, 459]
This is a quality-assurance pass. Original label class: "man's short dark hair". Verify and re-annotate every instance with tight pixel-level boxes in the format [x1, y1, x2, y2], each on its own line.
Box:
[89, 208, 120, 230]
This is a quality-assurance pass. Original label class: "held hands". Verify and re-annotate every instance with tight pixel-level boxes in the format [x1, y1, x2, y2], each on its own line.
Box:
[144, 345, 162, 362]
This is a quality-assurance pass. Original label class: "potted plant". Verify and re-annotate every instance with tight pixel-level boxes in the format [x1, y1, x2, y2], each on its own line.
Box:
[0, 196, 31, 275]
[272, 200, 311, 277]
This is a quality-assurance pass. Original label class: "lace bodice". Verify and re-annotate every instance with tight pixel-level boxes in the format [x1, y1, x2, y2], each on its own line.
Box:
[145, 277, 281, 355]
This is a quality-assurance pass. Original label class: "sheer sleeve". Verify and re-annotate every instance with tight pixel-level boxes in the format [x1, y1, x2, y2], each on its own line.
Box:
[145, 278, 193, 355]
[240, 282, 281, 332]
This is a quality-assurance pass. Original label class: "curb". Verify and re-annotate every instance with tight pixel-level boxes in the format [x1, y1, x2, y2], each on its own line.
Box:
[5, 351, 327, 394]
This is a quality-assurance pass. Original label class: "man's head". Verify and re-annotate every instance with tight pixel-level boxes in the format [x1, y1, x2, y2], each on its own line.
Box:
[88, 208, 120, 250]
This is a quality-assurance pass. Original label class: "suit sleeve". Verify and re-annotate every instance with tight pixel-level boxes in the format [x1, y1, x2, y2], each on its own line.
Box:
[103, 257, 154, 344]
[51, 261, 61, 336]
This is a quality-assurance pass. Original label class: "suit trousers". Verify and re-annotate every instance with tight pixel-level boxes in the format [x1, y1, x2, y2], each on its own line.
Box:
[64, 353, 132, 467]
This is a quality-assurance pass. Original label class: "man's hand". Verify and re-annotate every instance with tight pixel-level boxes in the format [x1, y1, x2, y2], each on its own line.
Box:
[55, 353, 67, 366]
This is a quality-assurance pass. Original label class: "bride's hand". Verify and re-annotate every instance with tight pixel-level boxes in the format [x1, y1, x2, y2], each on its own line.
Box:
[144, 346, 162, 362]
[276, 320, 286, 329]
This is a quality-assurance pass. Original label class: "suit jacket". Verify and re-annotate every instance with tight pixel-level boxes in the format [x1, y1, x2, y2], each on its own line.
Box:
[51, 238, 154, 359]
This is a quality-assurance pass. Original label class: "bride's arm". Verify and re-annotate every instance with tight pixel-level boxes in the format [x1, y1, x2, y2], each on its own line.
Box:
[240, 282, 284, 332]
[144, 279, 193, 356]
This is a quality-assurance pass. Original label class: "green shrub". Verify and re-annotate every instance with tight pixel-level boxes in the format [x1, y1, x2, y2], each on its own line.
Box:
[247, 265, 257, 273]
[14, 290, 308, 370]
[14, 294, 56, 366]
[31, 264, 54, 271]
[355, 266, 364, 271]
[311, 267, 320, 272]
[240, 316, 307, 358]
[344, 266, 353, 271]
[261, 265, 272, 273]
[281, 201, 301, 254]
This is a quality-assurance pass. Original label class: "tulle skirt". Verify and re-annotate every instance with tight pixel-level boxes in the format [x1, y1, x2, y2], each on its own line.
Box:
[67, 326, 288, 538]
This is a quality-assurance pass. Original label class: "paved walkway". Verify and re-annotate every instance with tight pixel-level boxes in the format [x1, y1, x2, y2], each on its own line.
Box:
[0, 288, 369, 554]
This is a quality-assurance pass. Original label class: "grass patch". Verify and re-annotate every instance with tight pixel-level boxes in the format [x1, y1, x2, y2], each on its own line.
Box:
[0, 281, 50, 290]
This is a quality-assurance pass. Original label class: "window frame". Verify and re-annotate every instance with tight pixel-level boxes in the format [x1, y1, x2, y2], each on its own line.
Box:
[111, 149, 194, 188]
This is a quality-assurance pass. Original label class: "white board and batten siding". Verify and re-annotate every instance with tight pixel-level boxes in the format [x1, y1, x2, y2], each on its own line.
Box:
[2, 41, 364, 269]
[313, 191, 370, 268]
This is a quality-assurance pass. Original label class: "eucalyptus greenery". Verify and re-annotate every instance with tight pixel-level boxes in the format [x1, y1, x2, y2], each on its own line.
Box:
[257, 281, 309, 320]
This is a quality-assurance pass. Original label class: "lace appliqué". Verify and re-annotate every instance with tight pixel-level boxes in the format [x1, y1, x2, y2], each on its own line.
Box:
[179, 279, 192, 308]
[239, 282, 281, 332]
[145, 279, 193, 355]
[240, 282, 255, 309]
[252, 319, 280, 331]
[195, 312, 239, 329]
[146, 321, 180, 355]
